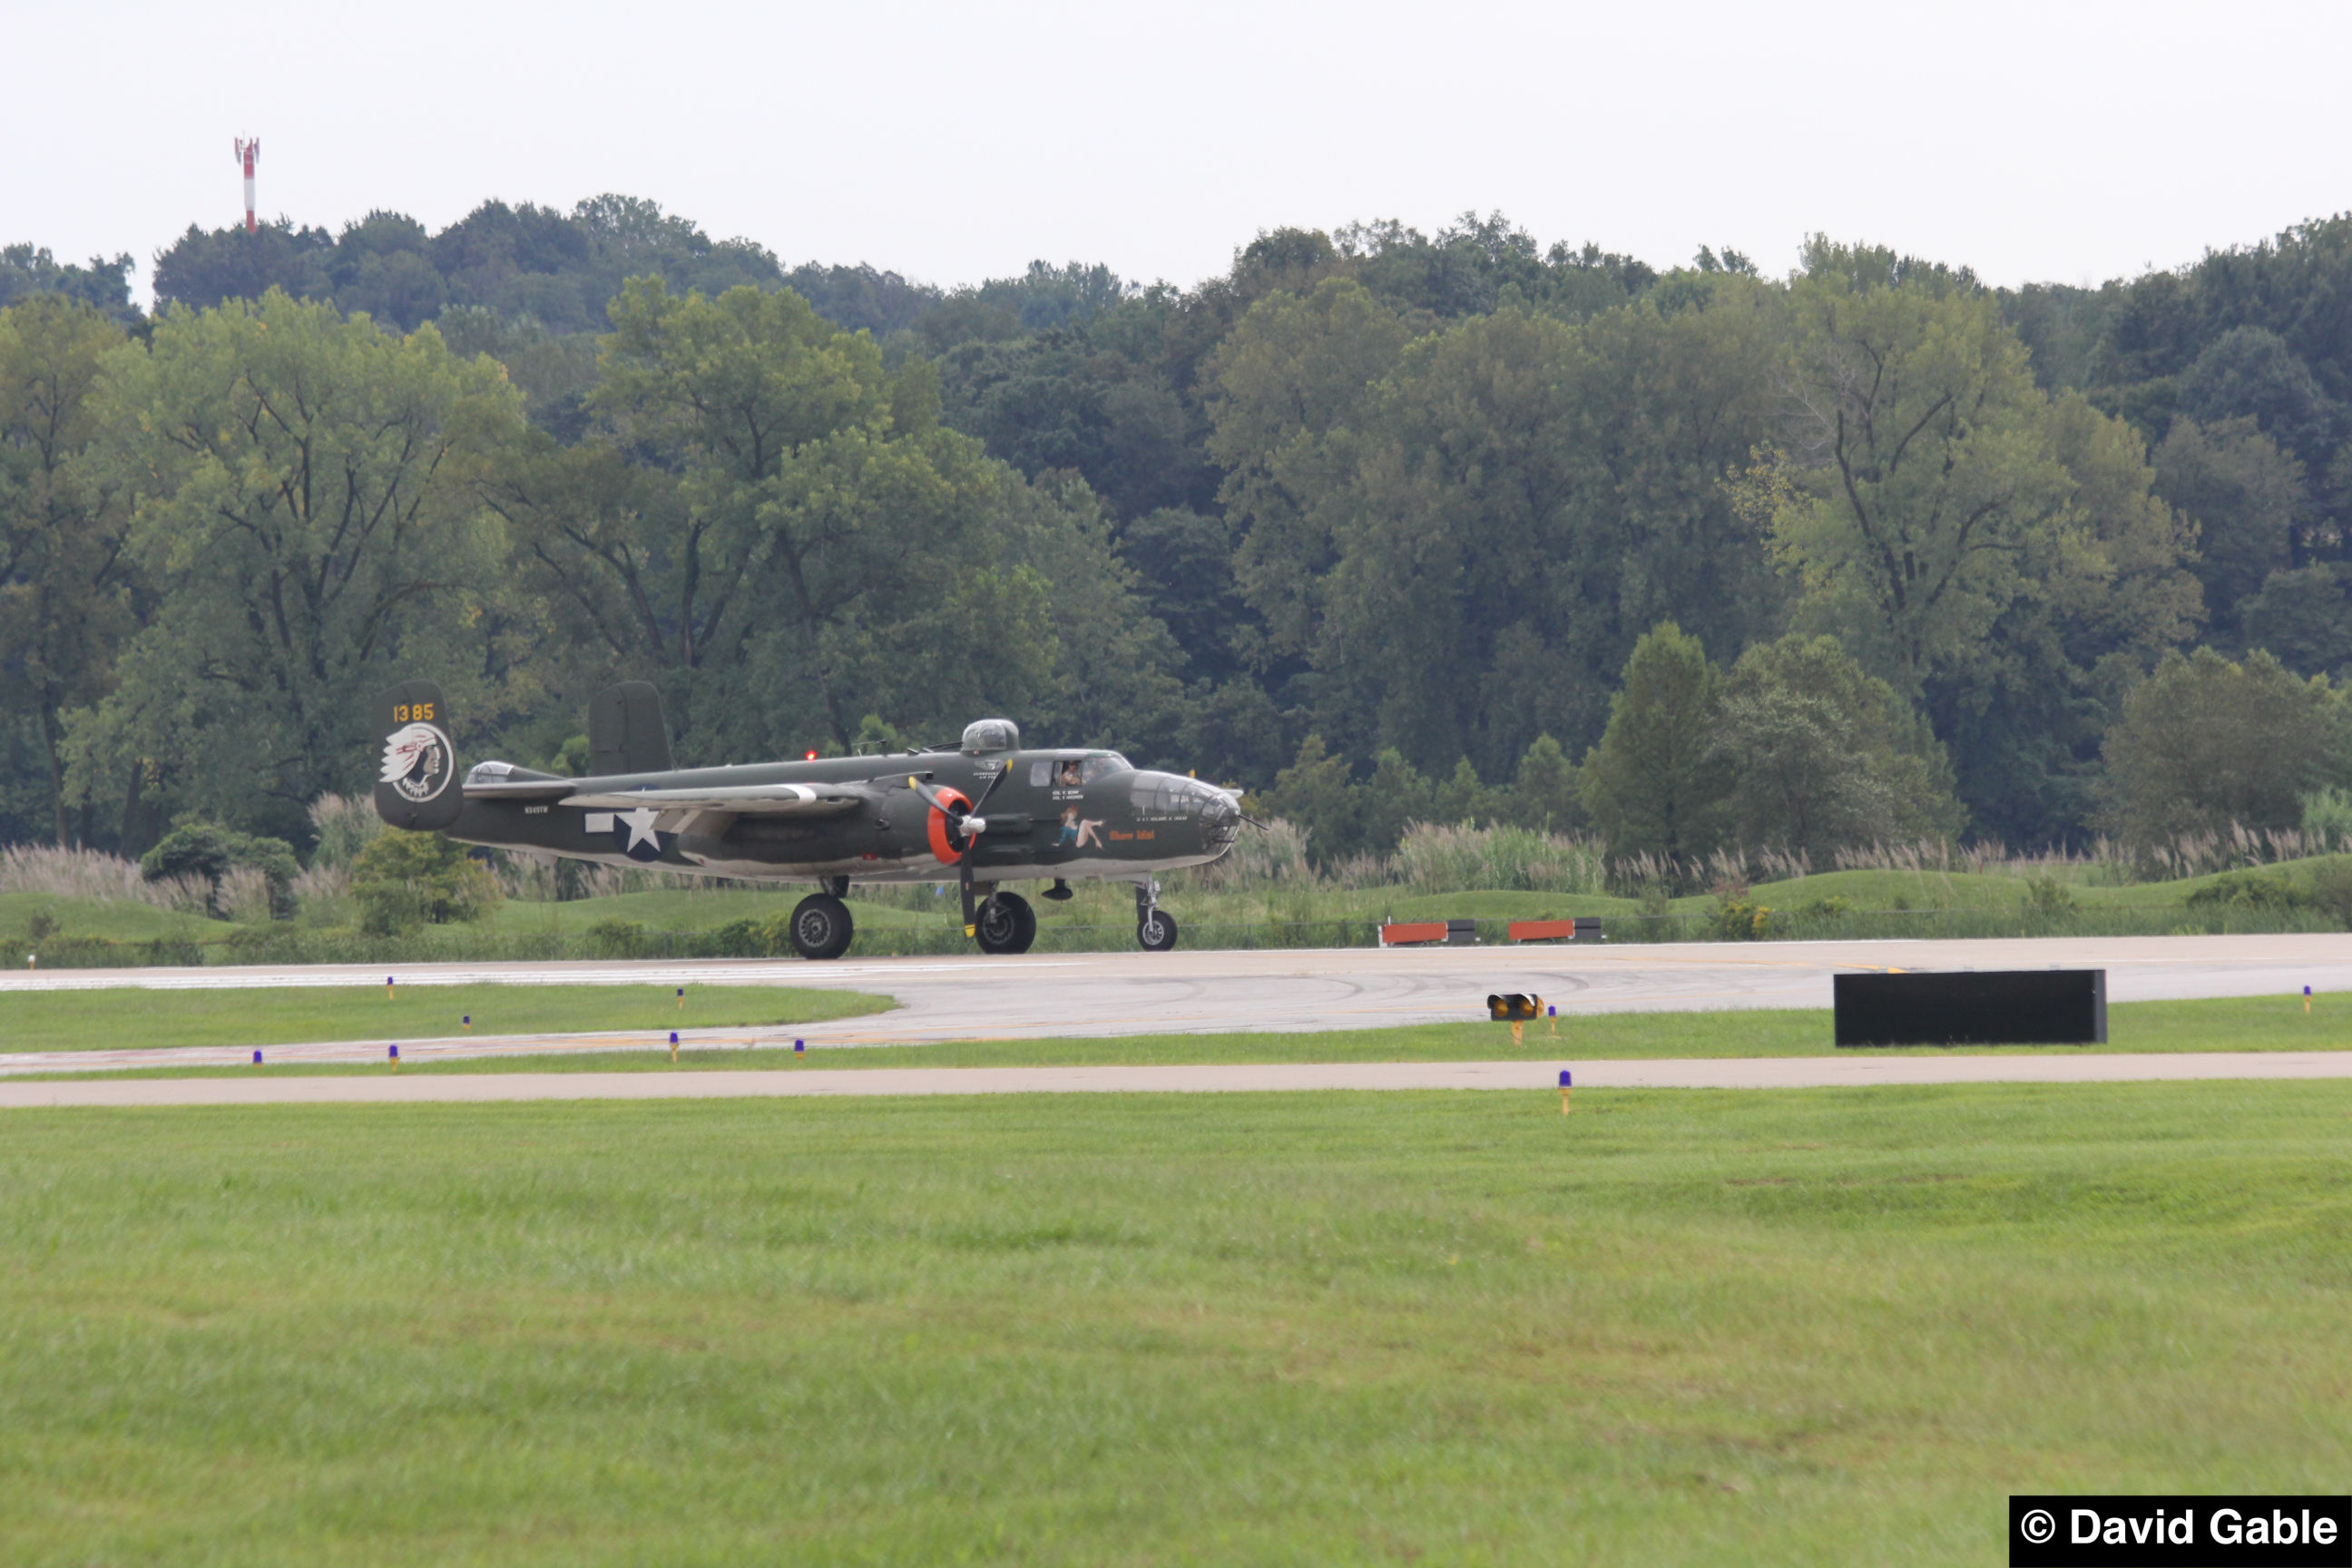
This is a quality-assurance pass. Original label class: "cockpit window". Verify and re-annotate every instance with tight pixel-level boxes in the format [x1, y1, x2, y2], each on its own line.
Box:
[1029, 752, 1131, 789]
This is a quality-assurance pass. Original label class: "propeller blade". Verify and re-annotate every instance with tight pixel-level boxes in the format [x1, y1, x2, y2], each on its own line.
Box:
[908, 772, 988, 847]
[971, 764, 1011, 811]
[909, 768, 1010, 843]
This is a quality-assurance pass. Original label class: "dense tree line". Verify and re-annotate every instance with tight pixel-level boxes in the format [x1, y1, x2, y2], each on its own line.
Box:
[5, 195, 2352, 867]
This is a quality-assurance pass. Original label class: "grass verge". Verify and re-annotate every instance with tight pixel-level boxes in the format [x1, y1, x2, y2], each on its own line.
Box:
[15, 853, 2352, 969]
[0, 983, 891, 1054]
[2, 1084, 2347, 1564]
[19, 995, 2350, 1079]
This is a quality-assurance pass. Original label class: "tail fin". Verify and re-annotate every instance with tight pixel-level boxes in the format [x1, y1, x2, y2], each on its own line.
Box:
[372, 679, 464, 830]
[587, 681, 674, 775]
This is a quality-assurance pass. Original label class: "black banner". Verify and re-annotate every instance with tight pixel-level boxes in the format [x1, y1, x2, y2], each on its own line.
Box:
[1837, 969, 2106, 1046]
[2011, 1495, 2349, 1565]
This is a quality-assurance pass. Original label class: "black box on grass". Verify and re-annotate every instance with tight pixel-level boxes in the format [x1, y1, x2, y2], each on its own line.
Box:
[1833, 969, 2107, 1047]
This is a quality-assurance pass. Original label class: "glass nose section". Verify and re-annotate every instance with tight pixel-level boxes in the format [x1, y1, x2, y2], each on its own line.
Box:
[1128, 772, 1240, 832]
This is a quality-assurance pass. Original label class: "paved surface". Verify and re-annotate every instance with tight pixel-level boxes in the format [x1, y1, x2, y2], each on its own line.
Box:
[5, 1051, 2350, 1109]
[2, 934, 2346, 1078]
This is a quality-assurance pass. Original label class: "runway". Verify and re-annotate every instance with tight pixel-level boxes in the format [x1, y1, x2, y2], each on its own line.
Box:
[0, 933, 2347, 1079]
[5, 1050, 2350, 1109]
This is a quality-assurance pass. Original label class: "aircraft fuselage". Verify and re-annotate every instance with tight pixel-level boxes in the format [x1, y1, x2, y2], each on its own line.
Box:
[449, 747, 1239, 885]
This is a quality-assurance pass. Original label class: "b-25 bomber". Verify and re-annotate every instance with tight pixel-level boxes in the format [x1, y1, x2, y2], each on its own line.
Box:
[370, 678, 1241, 959]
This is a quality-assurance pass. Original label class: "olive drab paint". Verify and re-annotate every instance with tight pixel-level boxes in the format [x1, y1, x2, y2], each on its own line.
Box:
[368, 680, 1242, 962]
[372, 680, 463, 831]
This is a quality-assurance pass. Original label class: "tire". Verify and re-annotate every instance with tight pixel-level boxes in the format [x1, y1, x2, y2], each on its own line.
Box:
[975, 890, 1036, 956]
[789, 893, 856, 960]
[1137, 908, 1178, 952]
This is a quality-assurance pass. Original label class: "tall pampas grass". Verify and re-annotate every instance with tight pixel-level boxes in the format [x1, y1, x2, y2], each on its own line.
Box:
[0, 845, 209, 913]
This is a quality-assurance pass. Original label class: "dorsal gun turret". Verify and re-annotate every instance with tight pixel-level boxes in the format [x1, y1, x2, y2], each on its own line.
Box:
[960, 718, 1020, 755]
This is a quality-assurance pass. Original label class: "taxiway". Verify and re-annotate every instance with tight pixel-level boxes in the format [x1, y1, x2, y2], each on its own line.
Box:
[0, 933, 2345, 1078]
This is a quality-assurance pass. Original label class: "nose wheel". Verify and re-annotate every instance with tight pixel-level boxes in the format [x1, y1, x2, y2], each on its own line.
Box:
[1138, 908, 1179, 951]
[1134, 880, 1178, 951]
[974, 889, 1036, 956]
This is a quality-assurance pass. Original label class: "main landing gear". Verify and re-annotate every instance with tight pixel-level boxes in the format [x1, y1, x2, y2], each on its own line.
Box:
[974, 889, 1037, 956]
[1135, 880, 1178, 952]
[789, 891, 855, 960]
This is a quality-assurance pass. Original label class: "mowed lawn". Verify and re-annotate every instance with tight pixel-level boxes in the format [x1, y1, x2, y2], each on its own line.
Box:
[3, 1084, 2347, 1564]
[0, 984, 891, 1053]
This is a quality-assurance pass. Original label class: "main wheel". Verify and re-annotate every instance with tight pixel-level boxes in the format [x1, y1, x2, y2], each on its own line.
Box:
[975, 890, 1036, 956]
[789, 893, 856, 960]
[1137, 908, 1178, 952]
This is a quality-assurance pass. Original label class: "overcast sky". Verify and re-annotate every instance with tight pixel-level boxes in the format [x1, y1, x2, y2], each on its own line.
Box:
[8, 0, 2349, 303]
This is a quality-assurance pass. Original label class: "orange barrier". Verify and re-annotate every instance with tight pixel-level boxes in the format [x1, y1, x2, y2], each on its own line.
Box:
[1378, 921, 1448, 946]
[1509, 916, 1602, 943]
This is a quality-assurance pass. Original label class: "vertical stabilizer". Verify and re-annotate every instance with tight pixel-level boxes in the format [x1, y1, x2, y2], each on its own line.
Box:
[587, 681, 675, 776]
[372, 680, 463, 829]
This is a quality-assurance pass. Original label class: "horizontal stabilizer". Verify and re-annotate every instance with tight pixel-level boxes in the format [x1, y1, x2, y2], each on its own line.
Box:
[462, 761, 576, 801]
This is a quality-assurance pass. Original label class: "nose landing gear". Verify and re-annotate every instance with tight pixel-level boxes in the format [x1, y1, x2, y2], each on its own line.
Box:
[1135, 879, 1178, 952]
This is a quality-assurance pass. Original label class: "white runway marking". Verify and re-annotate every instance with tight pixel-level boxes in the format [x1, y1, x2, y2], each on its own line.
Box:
[5, 1051, 2349, 1108]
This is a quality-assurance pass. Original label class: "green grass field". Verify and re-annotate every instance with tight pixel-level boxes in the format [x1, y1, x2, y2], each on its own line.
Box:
[2, 1084, 2346, 1564]
[0, 983, 891, 1053]
[0, 888, 216, 944]
[7, 852, 2350, 970]
[15, 852, 2352, 959]
[16, 994, 2348, 1079]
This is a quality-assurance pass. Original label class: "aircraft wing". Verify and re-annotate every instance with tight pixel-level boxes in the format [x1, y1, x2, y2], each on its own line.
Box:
[564, 783, 869, 817]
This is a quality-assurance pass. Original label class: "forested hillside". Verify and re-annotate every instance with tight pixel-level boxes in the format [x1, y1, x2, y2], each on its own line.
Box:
[5, 196, 2351, 866]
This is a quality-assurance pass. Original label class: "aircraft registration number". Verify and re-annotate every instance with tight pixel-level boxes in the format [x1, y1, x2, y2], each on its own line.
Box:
[392, 702, 436, 722]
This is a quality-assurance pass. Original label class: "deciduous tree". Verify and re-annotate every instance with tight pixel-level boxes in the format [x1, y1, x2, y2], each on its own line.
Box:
[1712, 633, 1962, 858]
[1761, 253, 2076, 698]
[0, 298, 136, 844]
[2097, 647, 2348, 842]
[1578, 623, 1729, 859]
[68, 290, 524, 837]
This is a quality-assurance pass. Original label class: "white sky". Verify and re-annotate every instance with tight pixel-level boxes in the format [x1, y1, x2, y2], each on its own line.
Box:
[7, 0, 2349, 304]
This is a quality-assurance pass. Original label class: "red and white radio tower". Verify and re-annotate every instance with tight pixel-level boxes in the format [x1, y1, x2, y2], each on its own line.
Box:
[233, 138, 260, 234]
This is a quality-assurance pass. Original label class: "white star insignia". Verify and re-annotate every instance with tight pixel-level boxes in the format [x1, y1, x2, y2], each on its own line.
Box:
[618, 807, 661, 851]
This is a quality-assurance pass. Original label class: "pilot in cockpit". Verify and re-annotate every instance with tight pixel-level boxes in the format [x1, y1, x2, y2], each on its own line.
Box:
[1058, 759, 1083, 788]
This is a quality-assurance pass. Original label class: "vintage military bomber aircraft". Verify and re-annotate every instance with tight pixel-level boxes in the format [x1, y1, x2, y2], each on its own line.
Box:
[370, 678, 1240, 959]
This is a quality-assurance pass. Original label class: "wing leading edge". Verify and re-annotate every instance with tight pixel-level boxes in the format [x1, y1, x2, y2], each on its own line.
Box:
[461, 762, 870, 818]
[565, 783, 867, 817]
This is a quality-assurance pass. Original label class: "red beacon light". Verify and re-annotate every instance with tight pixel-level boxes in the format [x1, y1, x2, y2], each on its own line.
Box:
[803, 749, 819, 760]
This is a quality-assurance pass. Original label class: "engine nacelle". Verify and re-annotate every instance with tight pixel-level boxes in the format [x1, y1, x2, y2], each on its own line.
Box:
[925, 787, 974, 864]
